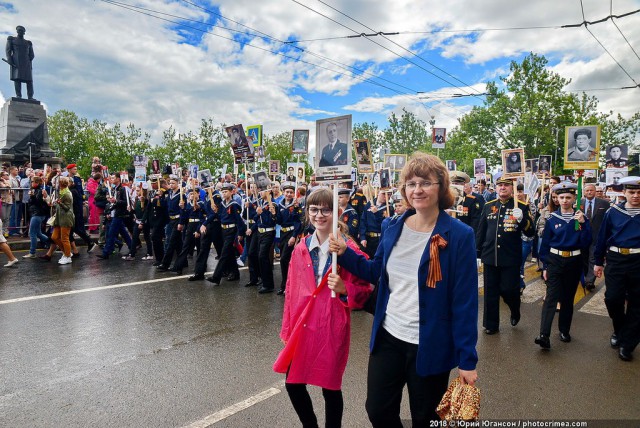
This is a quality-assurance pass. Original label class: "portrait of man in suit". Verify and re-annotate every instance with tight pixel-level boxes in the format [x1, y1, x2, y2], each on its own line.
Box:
[319, 121, 348, 167]
[580, 183, 610, 291]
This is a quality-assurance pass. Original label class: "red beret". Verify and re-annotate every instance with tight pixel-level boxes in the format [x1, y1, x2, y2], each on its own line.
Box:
[66, 163, 77, 169]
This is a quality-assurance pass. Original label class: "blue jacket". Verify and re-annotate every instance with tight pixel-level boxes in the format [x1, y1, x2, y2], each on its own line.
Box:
[338, 209, 478, 376]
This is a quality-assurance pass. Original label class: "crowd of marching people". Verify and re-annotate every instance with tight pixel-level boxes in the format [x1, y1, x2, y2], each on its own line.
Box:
[1, 153, 639, 425]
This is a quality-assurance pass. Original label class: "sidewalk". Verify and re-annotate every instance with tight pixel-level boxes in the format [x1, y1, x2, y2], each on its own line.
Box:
[4, 234, 97, 252]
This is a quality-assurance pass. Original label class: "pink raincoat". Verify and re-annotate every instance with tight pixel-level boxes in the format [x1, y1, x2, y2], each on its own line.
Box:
[86, 177, 101, 231]
[274, 238, 372, 390]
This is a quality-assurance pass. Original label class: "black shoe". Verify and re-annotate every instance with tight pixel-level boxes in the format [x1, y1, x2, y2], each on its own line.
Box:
[244, 281, 258, 287]
[585, 282, 595, 292]
[619, 347, 633, 362]
[173, 269, 182, 275]
[168, 266, 179, 273]
[87, 242, 97, 253]
[156, 265, 169, 271]
[277, 288, 285, 295]
[258, 287, 274, 294]
[484, 328, 499, 335]
[510, 314, 520, 327]
[610, 333, 620, 348]
[188, 274, 204, 281]
[226, 274, 240, 281]
[96, 254, 109, 260]
[559, 332, 572, 343]
[152, 261, 162, 267]
[535, 335, 551, 349]
[71, 252, 80, 259]
[206, 277, 220, 286]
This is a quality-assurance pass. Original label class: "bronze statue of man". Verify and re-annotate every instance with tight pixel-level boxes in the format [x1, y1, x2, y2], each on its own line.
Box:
[5, 25, 34, 99]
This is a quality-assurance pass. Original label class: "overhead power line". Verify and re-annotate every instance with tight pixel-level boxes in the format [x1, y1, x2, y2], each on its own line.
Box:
[98, 0, 464, 122]
[561, 7, 640, 27]
[303, 0, 486, 100]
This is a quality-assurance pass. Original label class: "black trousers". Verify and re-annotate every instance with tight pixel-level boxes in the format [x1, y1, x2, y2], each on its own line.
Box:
[130, 222, 152, 257]
[581, 242, 597, 286]
[285, 383, 343, 428]
[72, 208, 93, 246]
[364, 235, 380, 259]
[174, 223, 201, 271]
[194, 224, 214, 276]
[483, 264, 521, 331]
[210, 221, 223, 257]
[366, 328, 450, 427]
[160, 219, 183, 268]
[210, 228, 239, 281]
[151, 222, 166, 263]
[279, 229, 295, 290]
[539, 253, 582, 336]
[604, 252, 640, 351]
[246, 231, 260, 283]
[257, 230, 275, 290]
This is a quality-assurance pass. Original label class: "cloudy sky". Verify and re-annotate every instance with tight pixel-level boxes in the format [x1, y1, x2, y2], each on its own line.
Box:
[1, 0, 638, 147]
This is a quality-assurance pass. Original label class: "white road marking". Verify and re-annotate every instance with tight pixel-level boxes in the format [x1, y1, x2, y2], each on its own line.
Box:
[0, 263, 279, 306]
[181, 382, 284, 428]
[579, 285, 608, 317]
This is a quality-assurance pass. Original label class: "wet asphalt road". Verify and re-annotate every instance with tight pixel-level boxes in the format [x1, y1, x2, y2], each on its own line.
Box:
[1, 247, 639, 427]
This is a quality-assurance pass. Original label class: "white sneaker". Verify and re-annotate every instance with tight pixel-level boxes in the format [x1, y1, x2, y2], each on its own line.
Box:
[23, 253, 37, 259]
[4, 259, 18, 267]
[236, 258, 245, 267]
[58, 256, 72, 265]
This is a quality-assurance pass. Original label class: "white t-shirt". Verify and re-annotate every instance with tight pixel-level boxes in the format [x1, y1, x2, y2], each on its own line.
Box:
[383, 223, 432, 344]
[308, 232, 331, 286]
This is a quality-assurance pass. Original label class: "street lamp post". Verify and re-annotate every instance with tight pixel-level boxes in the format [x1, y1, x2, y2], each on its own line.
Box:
[26, 141, 36, 165]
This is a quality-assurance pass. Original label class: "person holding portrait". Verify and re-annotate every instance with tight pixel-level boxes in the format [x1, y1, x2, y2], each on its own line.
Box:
[330, 152, 478, 426]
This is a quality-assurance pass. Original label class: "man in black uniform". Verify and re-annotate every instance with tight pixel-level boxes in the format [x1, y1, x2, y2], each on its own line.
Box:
[149, 179, 168, 266]
[450, 171, 482, 232]
[476, 177, 535, 334]
[188, 187, 221, 281]
[276, 182, 302, 295]
[338, 187, 359, 239]
[594, 176, 640, 361]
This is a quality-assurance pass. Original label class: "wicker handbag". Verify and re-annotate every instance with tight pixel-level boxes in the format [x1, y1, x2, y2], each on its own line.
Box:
[436, 377, 481, 421]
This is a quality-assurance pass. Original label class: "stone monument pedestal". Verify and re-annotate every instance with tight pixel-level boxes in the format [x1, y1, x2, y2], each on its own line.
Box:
[0, 97, 61, 167]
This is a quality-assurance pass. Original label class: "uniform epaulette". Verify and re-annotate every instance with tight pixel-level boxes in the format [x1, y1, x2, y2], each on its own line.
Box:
[487, 198, 499, 203]
[517, 200, 529, 206]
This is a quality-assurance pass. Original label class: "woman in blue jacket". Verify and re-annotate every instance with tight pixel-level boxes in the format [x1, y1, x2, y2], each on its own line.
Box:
[330, 152, 478, 426]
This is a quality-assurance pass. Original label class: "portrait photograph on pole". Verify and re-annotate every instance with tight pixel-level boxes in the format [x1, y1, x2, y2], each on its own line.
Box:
[501, 148, 525, 179]
[564, 125, 600, 170]
[253, 170, 271, 192]
[538, 154, 552, 177]
[473, 158, 486, 177]
[605, 144, 628, 168]
[269, 160, 280, 175]
[315, 115, 352, 182]
[432, 127, 446, 149]
[291, 129, 309, 154]
[384, 154, 407, 172]
[354, 139, 373, 173]
[226, 124, 255, 164]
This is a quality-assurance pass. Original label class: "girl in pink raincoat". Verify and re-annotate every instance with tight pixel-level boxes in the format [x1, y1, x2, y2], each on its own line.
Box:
[273, 187, 372, 428]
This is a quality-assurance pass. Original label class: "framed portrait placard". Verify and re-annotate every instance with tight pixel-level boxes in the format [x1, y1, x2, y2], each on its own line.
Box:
[315, 115, 352, 182]
[292, 129, 309, 155]
[564, 125, 601, 170]
[538, 155, 552, 177]
[384, 154, 407, 172]
[501, 148, 525, 179]
[287, 162, 306, 184]
[226, 124, 255, 164]
[354, 139, 373, 173]
[253, 170, 271, 192]
[446, 160, 456, 171]
[432, 128, 446, 149]
[473, 158, 486, 177]
[268, 160, 280, 175]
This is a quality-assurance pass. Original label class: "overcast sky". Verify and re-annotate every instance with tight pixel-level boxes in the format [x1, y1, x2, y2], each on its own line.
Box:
[1, 0, 638, 147]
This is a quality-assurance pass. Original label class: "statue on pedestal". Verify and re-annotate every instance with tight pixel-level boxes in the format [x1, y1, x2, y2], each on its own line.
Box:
[5, 25, 34, 99]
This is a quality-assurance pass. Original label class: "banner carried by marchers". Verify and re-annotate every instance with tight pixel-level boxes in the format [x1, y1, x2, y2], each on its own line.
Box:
[432, 128, 446, 149]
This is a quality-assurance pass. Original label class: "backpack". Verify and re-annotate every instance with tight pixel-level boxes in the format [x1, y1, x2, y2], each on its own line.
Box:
[94, 184, 108, 209]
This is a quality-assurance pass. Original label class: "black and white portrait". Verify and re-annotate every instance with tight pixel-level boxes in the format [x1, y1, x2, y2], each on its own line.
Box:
[538, 155, 552, 175]
[315, 115, 352, 182]
[446, 160, 456, 171]
[605, 144, 628, 169]
[355, 139, 372, 172]
[292, 129, 309, 154]
[564, 125, 600, 169]
[473, 158, 486, 176]
[254, 170, 271, 192]
[502, 148, 525, 178]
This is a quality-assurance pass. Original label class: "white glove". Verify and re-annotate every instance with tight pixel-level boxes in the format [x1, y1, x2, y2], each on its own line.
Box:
[512, 208, 523, 222]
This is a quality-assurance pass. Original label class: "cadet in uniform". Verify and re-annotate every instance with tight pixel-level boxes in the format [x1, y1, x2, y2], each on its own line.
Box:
[476, 177, 535, 334]
[188, 187, 222, 281]
[149, 179, 169, 266]
[594, 176, 640, 361]
[338, 188, 359, 240]
[359, 190, 392, 259]
[206, 183, 246, 286]
[156, 178, 185, 271]
[253, 188, 277, 294]
[276, 182, 303, 295]
[450, 171, 482, 231]
[381, 191, 406, 234]
[535, 183, 591, 349]
[242, 183, 260, 287]
[173, 189, 206, 275]
[349, 185, 367, 217]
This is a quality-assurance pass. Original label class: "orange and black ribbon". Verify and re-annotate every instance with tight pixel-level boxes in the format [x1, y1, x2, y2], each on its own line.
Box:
[427, 234, 448, 288]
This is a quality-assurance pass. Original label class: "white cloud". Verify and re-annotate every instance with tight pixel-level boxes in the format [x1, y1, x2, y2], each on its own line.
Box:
[0, 0, 636, 150]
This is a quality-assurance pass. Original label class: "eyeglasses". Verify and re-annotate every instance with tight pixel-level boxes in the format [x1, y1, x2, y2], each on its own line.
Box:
[405, 181, 439, 190]
[308, 206, 332, 216]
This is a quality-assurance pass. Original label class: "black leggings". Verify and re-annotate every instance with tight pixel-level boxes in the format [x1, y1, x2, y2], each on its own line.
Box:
[285, 383, 343, 428]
